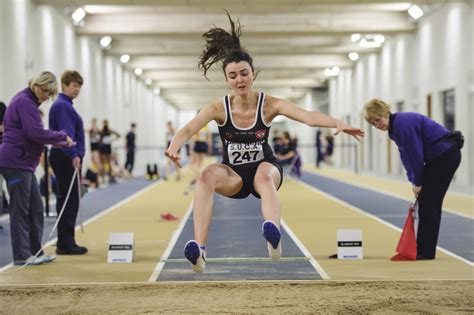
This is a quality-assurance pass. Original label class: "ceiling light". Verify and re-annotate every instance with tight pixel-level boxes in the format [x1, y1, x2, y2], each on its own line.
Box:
[351, 34, 361, 42]
[408, 5, 424, 20]
[71, 8, 86, 24]
[99, 36, 112, 48]
[351, 34, 385, 48]
[134, 68, 143, 75]
[153, 88, 161, 96]
[348, 52, 359, 61]
[120, 54, 130, 64]
[324, 66, 340, 77]
[145, 79, 153, 85]
[359, 38, 381, 48]
[373, 35, 385, 44]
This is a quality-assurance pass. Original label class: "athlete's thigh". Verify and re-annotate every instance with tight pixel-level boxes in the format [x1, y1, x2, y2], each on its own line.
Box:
[203, 163, 243, 197]
[253, 161, 281, 191]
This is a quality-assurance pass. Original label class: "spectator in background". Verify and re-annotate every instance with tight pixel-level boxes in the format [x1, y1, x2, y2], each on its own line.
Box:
[0, 71, 73, 265]
[0, 102, 6, 140]
[315, 129, 324, 168]
[165, 121, 180, 181]
[49, 70, 87, 255]
[124, 123, 136, 175]
[88, 117, 102, 180]
[0, 102, 6, 217]
[190, 122, 212, 183]
[271, 129, 282, 154]
[275, 131, 296, 166]
[324, 132, 334, 165]
[38, 110, 56, 204]
[99, 119, 120, 184]
[275, 131, 302, 177]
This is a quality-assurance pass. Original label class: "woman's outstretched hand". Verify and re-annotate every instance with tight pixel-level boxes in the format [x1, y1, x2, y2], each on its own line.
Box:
[165, 149, 182, 168]
[334, 120, 365, 141]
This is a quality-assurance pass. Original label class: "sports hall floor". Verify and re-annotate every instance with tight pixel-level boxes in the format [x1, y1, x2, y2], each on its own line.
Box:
[0, 163, 472, 313]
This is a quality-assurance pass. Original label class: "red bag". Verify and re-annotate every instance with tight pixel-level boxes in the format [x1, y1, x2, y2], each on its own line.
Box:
[391, 203, 418, 261]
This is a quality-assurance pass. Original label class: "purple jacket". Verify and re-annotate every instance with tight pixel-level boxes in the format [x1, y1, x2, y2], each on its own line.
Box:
[0, 88, 67, 172]
[49, 93, 85, 159]
[389, 112, 452, 186]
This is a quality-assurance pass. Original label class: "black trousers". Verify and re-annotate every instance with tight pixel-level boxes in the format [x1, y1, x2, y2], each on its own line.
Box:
[49, 150, 80, 250]
[125, 149, 135, 173]
[417, 145, 461, 258]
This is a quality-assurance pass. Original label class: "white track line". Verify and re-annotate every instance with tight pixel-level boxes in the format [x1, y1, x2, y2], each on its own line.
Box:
[307, 169, 472, 219]
[295, 178, 474, 267]
[0, 180, 164, 273]
[148, 202, 193, 282]
[281, 219, 330, 279]
[148, 201, 329, 280]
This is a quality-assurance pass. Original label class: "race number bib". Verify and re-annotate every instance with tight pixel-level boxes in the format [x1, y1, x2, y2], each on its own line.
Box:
[228, 142, 264, 165]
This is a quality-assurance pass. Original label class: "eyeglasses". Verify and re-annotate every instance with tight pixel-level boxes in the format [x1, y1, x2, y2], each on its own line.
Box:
[39, 86, 53, 97]
[368, 117, 383, 126]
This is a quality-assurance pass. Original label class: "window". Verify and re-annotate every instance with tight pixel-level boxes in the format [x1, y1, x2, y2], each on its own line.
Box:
[442, 89, 455, 130]
[396, 101, 404, 113]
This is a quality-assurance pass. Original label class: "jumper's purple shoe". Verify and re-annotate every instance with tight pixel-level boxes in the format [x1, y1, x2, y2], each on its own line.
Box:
[184, 240, 206, 273]
[262, 221, 282, 261]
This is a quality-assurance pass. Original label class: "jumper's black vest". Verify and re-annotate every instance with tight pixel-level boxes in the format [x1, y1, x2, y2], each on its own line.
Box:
[218, 92, 275, 169]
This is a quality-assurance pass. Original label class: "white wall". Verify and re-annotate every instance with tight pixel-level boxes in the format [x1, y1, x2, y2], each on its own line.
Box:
[329, 2, 473, 192]
[0, 0, 174, 176]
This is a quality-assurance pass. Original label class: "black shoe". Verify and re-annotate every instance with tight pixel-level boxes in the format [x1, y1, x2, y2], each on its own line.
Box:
[56, 245, 88, 255]
[416, 254, 434, 260]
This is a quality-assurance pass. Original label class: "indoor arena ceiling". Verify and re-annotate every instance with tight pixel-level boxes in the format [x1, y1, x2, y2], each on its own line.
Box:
[35, 0, 454, 110]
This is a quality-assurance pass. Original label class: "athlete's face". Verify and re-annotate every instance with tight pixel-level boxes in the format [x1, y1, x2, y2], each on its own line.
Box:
[225, 61, 255, 96]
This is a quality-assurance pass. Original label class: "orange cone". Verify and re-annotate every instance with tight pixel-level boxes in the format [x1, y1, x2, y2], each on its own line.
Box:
[391, 205, 417, 261]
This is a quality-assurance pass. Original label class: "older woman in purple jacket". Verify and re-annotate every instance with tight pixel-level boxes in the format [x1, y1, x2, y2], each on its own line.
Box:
[364, 99, 462, 260]
[0, 71, 74, 266]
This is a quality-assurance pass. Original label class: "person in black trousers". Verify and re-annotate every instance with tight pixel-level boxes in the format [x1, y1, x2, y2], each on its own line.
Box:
[364, 99, 462, 260]
[0, 101, 6, 227]
[49, 70, 87, 255]
[124, 123, 136, 175]
[0, 102, 6, 218]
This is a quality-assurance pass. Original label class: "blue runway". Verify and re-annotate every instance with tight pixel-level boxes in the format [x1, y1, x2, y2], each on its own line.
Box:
[156, 194, 322, 281]
[298, 171, 474, 262]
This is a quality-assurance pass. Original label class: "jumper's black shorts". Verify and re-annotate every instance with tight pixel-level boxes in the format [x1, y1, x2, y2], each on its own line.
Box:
[225, 158, 283, 199]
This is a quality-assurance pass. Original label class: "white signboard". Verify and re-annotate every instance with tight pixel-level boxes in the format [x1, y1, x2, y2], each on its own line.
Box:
[107, 232, 134, 263]
[337, 229, 363, 259]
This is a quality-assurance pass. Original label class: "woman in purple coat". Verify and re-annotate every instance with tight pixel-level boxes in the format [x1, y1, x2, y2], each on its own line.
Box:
[0, 71, 74, 266]
[364, 99, 462, 260]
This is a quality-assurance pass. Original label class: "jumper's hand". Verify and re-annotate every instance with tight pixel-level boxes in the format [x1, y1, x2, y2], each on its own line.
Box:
[165, 149, 182, 168]
[334, 121, 365, 142]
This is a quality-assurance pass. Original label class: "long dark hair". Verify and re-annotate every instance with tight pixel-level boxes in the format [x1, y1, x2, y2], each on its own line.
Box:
[198, 11, 254, 78]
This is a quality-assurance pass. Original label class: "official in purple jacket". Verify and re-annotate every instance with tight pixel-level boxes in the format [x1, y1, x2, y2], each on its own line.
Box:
[49, 70, 87, 255]
[364, 99, 462, 260]
[0, 71, 74, 266]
